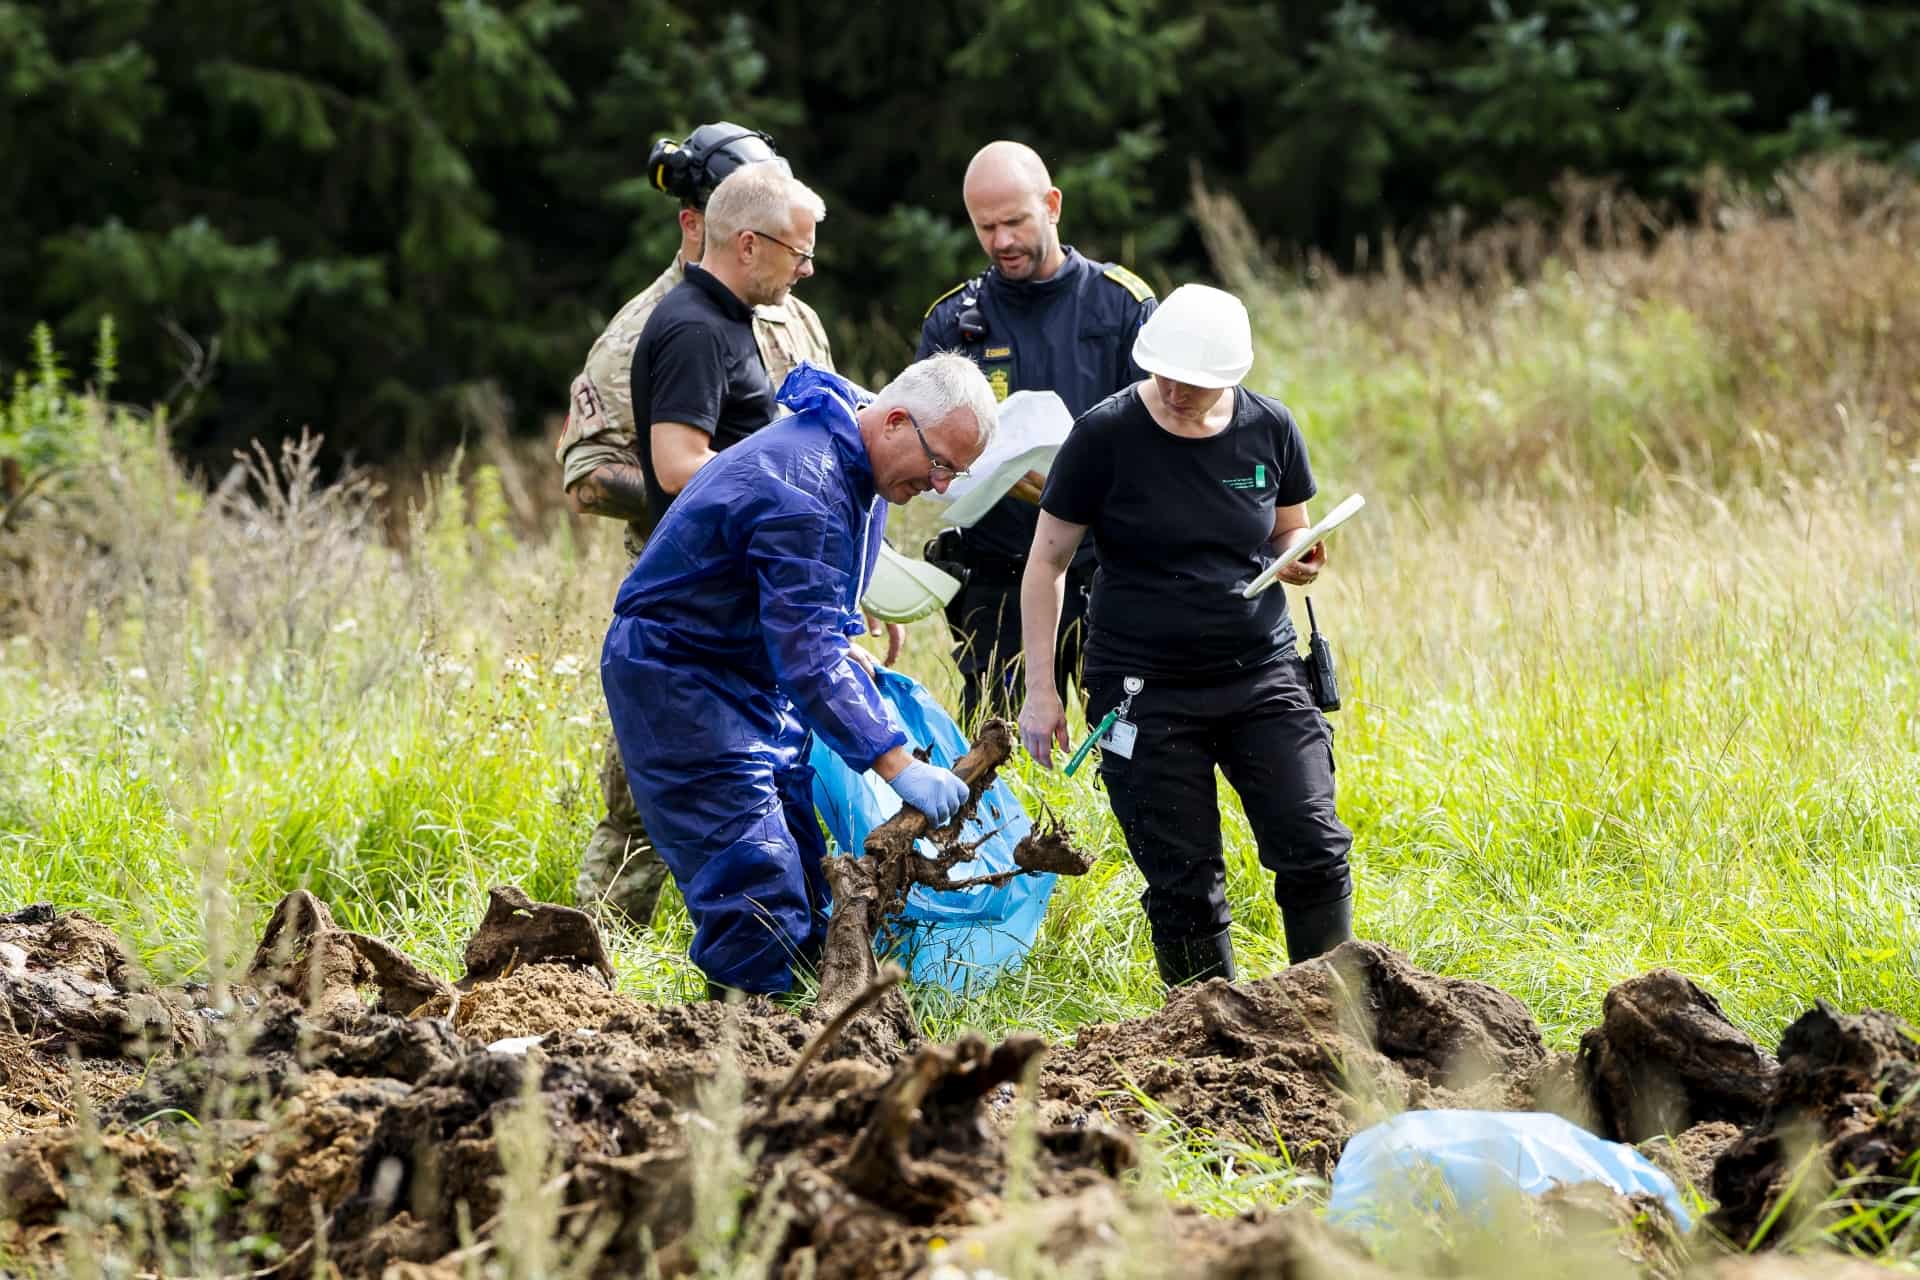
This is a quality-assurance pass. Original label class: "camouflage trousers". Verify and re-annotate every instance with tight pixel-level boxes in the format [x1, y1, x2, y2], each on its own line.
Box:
[575, 732, 670, 927]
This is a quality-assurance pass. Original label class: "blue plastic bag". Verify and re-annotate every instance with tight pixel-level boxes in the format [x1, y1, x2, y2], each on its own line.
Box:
[1328, 1110, 1693, 1233]
[807, 669, 1053, 992]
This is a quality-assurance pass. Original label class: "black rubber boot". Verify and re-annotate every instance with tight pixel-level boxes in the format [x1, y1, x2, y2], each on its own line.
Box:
[1154, 927, 1236, 988]
[1282, 892, 1354, 965]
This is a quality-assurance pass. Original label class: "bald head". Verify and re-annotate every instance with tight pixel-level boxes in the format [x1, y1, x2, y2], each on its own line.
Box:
[963, 141, 1053, 204]
[960, 140, 1065, 282]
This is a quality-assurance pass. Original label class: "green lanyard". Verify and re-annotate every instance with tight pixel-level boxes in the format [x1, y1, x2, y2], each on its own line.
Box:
[1063, 708, 1121, 777]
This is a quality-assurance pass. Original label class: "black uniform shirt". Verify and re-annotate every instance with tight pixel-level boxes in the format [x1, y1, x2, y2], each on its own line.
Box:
[631, 264, 778, 530]
[1041, 385, 1317, 683]
[918, 248, 1156, 563]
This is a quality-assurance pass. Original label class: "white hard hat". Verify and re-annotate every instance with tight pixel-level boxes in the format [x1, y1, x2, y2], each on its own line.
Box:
[861, 543, 961, 623]
[1131, 283, 1254, 389]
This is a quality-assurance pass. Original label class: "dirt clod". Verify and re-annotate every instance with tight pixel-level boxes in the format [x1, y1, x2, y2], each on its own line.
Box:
[452, 961, 640, 1044]
[247, 889, 455, 1018]
[1639, 1120, 1744, 1193]
[1708, 999, 1920, 1248]
[1579, 969, 1780, 1143]
[0, 905, 202, 1058]
[458, 885, 615, 989]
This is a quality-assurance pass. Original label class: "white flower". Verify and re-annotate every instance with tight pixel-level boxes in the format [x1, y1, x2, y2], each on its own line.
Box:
[331, 617, 359, 634]
[505, 654, 539, 681]
[126, 667, 148, 681]
[550, 654, 586, 679]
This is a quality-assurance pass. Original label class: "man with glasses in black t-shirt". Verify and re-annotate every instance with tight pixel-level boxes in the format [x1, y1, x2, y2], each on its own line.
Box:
[629, 163, 827, 527]
[568, 159, 827, 928]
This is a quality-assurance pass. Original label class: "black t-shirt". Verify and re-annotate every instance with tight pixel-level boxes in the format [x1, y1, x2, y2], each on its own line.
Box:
[630, 264, 777, 529]
[1040, 385, 1317, 683]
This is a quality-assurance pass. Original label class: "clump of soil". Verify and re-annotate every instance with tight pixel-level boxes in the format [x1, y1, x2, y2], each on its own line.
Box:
[0, 901, 208, 1058]
[1579, 970, 1781, 1142]
[247, 888, 453, 1018]
[451, 962, 640, 1044]
[1043, 941, 1547, 1173]
[1709, 1000, 1920, 1249]
[5, 889, 1920, 1280]
[1639, 1121, 1745, 1194]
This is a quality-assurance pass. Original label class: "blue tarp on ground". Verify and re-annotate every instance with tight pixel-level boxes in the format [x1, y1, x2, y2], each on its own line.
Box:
[1328, 1110, 1694, 1233]
[807, 668, 1053, 993]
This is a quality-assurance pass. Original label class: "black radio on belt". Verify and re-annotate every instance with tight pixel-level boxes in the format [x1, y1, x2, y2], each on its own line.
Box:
[1303, 596, 1341, 712]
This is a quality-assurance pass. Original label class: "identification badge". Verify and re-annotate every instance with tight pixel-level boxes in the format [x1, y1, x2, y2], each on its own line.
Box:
[1102, 676, 1144, 759]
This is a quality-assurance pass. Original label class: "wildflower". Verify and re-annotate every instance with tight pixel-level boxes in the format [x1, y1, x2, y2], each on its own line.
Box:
[550, 653, 586, 679]
[331, 617, 359, 634]
[505, 654, 539, 681]
[126, 667, 148, 681]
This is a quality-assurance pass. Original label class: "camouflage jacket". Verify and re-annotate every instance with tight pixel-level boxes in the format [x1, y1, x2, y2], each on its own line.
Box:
[557, 255, 835, 557]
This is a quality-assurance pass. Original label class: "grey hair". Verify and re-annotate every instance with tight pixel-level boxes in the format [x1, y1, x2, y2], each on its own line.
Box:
[871, 353, 998, 450]
[703, 162, 827, 247]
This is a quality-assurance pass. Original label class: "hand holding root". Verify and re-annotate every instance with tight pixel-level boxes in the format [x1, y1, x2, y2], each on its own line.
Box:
[816, 719, 1094, 1021]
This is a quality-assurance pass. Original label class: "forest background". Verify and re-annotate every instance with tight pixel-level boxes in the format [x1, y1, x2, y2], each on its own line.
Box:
[5, 0, 1920, 475]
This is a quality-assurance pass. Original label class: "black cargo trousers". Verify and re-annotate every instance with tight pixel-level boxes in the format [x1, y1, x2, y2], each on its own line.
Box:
[1088, 655, 1353, 946]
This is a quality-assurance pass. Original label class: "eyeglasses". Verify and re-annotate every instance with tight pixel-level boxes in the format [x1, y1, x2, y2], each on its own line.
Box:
[749, 229, 815, 266]
[902, 409, 970, 482]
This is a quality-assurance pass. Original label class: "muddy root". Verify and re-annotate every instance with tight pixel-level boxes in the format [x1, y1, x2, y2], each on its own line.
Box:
[816, 718, 1095, 1020]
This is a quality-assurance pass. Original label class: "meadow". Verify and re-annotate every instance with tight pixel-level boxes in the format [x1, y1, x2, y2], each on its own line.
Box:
[2, 159, 1917, 1265]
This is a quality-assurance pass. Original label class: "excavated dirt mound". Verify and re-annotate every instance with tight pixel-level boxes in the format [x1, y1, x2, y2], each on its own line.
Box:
[3, 893, 1919, 1279]
[1043, 941, 1549, 1173]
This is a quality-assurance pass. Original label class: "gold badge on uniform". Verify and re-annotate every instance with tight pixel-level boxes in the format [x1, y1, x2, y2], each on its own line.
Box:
[982, 348, 1013, 402]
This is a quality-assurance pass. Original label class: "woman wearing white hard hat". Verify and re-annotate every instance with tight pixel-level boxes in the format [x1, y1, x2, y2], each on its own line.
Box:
[1016, 283, 1354, 992]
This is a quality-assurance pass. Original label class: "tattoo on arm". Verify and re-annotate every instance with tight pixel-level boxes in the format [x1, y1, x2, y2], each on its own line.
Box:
[571, 464, 651, 520]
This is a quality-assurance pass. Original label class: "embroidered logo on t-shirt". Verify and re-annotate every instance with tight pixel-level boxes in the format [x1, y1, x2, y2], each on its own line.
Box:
[1224, 464, 1267, 491]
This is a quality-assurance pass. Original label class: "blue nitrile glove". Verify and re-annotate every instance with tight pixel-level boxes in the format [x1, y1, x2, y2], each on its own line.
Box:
[888, 760, 969, 825]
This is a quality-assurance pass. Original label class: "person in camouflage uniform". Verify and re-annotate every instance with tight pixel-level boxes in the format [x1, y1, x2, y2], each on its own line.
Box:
[558, 123, 833, 928]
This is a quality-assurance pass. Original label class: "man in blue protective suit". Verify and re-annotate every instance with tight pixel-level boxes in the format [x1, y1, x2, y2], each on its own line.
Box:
[918, 140, 1158, 723]
[600, 355, 1000, 996]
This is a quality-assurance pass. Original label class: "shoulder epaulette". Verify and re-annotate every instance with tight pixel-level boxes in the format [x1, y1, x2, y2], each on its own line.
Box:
[1101, 264, 1155, 303]
[923, 280, 969, 319]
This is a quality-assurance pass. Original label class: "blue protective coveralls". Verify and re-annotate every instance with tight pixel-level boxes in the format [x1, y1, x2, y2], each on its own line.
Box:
[599, 365, 905, 993]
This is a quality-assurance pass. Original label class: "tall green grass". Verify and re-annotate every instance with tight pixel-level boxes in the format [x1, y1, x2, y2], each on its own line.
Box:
[4, 166, 1918, 1055]
[1, 163, 1918, 1276]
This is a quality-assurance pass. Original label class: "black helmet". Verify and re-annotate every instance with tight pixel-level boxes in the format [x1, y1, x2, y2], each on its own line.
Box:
[646, 122, 787, 208]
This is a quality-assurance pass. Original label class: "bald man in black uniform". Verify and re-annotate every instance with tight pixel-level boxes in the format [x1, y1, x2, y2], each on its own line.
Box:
[919, 141, 1157, 723]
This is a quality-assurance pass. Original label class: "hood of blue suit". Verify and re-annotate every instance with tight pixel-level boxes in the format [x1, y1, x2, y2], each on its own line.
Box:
[777, 360, 869, 420]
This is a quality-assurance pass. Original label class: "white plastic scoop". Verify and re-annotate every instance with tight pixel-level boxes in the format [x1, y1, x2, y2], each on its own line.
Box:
[1241, 493, 1368, 599]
